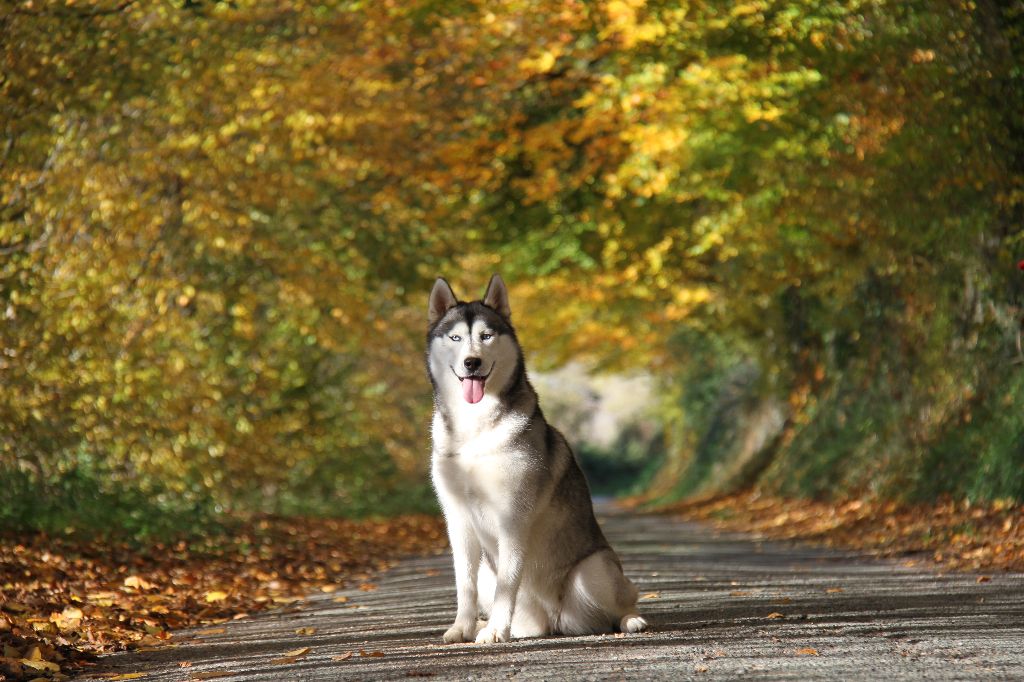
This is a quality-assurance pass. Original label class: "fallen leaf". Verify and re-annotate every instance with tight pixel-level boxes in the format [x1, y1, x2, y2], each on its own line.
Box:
[108, 674, 148, 680]
[190, 673, 234, 680]
[283, 647, 311, 657]
[333, 596, 349, 604]
[977, 575, 991, 583]
[695, 664, 709, 673]
[204, 590, 229, 603]
[295, 627, 317, 635]
[825, 587, 844, 593]
[766, 612, 784, 619]
[21, 659, 61, 672]
[123, 576, 156, 590]
[358, 583, 377, 592]
[795, 648, 819, 656]
[331, 652, 353, 661]
[359, 650, 384, 657]
[730, 591, 751, 597]
[640, 592, 660, 600]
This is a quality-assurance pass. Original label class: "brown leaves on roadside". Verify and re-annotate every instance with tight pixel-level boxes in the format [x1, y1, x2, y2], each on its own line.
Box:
[795, 647, 819, 656]
[668, 492, 1024, 573]
[0, 514, 446, 680]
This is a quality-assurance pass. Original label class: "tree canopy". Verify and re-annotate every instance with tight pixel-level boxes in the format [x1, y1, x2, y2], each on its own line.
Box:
[2, 0, 1022, 532]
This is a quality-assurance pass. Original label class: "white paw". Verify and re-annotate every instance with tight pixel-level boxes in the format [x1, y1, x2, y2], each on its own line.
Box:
[620, 614, 647, 633]
[474, 623, 510, 644]
[442, 621, 477, 643]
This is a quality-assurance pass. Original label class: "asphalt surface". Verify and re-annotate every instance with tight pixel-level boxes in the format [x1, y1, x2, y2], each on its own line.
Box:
[90, 510, 1024, 681]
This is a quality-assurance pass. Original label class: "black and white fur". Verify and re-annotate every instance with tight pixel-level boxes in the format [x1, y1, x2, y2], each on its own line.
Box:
[426, 275, 647, 644]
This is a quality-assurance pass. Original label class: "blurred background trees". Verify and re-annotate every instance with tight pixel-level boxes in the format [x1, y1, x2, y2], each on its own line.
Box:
[2, 0, 1021, 536]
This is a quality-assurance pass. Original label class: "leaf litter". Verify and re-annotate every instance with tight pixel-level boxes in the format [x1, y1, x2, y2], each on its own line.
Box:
[665, 492, 1024, 573]
[0, 514, 445, 680]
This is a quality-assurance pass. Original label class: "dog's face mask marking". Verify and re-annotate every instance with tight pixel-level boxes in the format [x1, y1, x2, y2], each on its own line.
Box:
[427, 275, 518, 406]
[442, 319, 501, 404]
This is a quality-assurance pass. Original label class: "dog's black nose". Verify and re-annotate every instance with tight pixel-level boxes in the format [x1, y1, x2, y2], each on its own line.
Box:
[464, 357, 482, 372]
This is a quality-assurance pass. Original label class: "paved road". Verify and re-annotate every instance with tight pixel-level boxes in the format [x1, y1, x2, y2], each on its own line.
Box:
[91, 510, 1024, 681]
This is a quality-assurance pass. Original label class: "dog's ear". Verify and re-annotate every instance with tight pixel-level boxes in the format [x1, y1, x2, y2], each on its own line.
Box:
[482, 274, 511, 319]
[428, 278, 459, 326]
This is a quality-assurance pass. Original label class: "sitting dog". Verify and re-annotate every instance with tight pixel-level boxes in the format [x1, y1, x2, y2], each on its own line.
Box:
[426, 275, 647, 643]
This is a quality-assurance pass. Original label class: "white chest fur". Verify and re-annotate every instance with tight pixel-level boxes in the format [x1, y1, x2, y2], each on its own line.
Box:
[431, 408, 531, 514]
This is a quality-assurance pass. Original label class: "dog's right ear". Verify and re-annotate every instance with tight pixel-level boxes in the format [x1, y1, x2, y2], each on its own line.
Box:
[428, 278, 459, 326]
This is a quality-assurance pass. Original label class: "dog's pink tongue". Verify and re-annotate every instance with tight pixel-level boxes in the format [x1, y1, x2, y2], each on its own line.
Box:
[462, 377, 485, 404]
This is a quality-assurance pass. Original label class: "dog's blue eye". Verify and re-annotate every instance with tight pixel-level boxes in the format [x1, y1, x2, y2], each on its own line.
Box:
[481, 333, 492, 341]
[449, 335, 461, 342]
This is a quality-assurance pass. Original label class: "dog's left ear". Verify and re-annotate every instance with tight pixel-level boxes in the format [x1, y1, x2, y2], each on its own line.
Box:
[482, 274, 511, 319]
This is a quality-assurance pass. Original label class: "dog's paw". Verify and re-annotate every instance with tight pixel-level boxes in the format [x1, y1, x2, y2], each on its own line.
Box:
[442, 622, 475, 643]
[474, 623, 510, 644]
[620, 614, 648, 634]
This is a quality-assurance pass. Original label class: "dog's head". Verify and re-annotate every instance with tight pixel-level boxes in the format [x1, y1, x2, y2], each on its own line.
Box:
[426, 275, 521, 405]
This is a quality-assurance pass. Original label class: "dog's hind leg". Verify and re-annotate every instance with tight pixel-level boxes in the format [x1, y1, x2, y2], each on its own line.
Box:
[509, 589, 550, 639]
[556, 549, 647, 636]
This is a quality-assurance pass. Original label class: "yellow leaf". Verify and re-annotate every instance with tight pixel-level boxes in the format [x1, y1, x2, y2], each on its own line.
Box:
[204, 590, 229, 603]
[766, 612, 784, 619]
[124, 575, 156, 590]
[795, 648, 819, 656]
[283, 647, 310, 657]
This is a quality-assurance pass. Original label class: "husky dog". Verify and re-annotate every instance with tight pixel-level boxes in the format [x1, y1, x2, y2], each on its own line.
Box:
[426, 275, 647, 644]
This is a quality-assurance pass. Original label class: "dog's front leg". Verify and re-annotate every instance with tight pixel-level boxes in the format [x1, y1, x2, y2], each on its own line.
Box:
[475, 530, 525, 644]
[443, 515, 482, 643]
